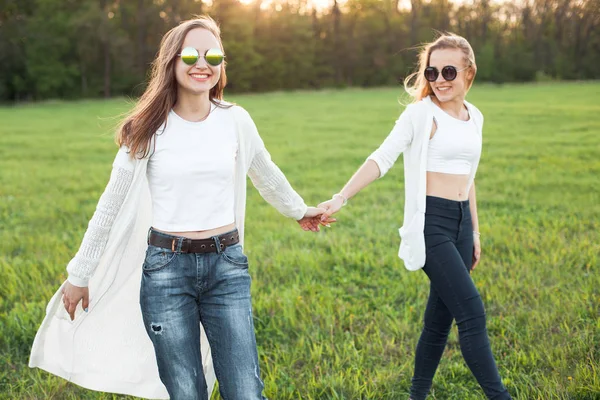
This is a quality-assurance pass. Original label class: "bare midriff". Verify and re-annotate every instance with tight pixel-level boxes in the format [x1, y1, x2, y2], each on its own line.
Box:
[154, 222, 237, 240]
[426, 171, 470, 201]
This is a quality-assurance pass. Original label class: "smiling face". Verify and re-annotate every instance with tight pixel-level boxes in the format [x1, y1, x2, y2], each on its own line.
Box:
[174, 28, 222, 97]
[428, 48, 474, 103]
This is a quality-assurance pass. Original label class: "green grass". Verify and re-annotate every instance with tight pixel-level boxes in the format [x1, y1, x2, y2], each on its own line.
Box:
[1, 82, 599, 399]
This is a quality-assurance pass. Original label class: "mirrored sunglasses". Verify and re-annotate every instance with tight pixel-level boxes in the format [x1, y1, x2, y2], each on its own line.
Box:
[177, 47, 225, 67]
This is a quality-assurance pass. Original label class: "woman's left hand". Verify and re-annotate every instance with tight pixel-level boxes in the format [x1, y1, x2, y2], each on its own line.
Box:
[472, 235, 481, 270]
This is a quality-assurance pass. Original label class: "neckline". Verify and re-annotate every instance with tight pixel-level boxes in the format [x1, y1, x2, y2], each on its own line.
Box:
[170, 103, 216, 125]
[431, 98, 471, 123]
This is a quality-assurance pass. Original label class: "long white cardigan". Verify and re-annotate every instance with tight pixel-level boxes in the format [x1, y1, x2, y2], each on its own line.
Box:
[29, 105, 308, 399]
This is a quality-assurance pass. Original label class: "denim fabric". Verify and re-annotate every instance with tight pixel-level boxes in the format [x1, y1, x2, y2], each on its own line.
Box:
[410, 196, 511, 400]
[140, 229, 267, 400]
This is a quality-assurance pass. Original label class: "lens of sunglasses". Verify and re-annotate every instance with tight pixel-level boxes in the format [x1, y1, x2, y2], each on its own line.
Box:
[424, 67, 438, 82]
[180, 47, 199, 65]
[441, 66, 458, 81]
[205, 48, 224, 66]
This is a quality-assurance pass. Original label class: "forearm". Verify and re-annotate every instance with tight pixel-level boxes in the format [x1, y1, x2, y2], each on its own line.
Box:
[337, 159, 381, 201]
[469, 182, 479, 233]
[248, 148, 308, 220]
[67, 163, 133, 286]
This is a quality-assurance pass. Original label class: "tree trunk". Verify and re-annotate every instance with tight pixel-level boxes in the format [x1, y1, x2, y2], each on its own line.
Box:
[104, 41, 111, 98]
[481, 0, 489, 42]
[332, 0, 342, 84]
[100, 0, 111, 98]
[312, 7, 319, 40]
[410, 0, 420, 45]
[80, 60, 88, 96]
[253, 0, 262, 36]
[137, 0, 146, 77]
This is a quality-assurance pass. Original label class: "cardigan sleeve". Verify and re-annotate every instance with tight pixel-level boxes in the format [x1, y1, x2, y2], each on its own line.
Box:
[367, 105, 415, 178]
[66, 147, 135, 287]
[236, 107, 308, 220]
[248, 148, 308, 220]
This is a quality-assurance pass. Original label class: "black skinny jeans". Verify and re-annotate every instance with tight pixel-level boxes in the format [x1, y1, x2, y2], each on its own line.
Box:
[410, 196, 511, 400]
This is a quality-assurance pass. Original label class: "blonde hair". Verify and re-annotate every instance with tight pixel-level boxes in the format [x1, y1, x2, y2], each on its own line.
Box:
[116, 15, 228, 158]
[404, 33, 477, 103]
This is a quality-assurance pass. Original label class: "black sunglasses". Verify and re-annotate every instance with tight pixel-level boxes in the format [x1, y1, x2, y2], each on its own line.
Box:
[424, 65, 469, 82]
[177, 47, 225, 67]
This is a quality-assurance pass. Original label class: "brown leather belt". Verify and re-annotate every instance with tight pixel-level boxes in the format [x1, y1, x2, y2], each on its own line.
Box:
[148, 229, 240, 254]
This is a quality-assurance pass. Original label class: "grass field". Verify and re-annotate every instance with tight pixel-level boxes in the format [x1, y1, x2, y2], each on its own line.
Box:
[0, 82, 599, 399]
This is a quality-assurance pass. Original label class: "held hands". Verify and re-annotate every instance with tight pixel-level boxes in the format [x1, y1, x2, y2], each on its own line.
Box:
[318, 194, 345, 223]
[297, 193, 346, 232]
[61, 281, 89, 321]
[297, 206, 337, 232]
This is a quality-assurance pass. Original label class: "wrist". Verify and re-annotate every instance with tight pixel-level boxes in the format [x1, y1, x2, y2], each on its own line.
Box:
[332, 193, 348, 207]
[67, 274, 89, 287]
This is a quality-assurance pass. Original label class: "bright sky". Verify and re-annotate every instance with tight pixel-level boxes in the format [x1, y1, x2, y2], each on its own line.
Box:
[233, 0, 511, 12]
[237, 0, 341, 12]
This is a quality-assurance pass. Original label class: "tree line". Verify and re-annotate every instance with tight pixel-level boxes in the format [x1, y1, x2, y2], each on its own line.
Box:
[1, 0, 598, 101]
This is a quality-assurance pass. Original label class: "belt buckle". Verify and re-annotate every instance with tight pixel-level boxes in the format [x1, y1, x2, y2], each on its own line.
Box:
[171, 239, 177, 252]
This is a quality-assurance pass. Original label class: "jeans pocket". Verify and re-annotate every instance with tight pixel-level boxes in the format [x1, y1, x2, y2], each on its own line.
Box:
[221, 244, 249, 268]
[143, 245, 178, 272]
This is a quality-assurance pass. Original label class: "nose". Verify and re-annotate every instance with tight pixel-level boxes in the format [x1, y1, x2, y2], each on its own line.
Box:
[435, 72, 446, 83]
[193, 56, 209, 68]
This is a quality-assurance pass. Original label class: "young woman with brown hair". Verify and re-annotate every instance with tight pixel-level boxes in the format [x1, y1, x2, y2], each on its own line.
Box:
[30, 16, 330, 400]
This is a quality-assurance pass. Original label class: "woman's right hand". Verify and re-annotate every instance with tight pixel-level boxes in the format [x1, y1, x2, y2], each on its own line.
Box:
[318, 196, 345, 222]
[61, 281, 89, 321]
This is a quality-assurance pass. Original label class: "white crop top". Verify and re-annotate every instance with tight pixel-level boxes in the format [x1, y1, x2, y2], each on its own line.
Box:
[146, 105, 238, 231]
[426, 102, 482, 175]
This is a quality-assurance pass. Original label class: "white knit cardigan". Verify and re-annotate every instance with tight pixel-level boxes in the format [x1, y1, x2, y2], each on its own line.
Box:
[29, 104, 308, 399]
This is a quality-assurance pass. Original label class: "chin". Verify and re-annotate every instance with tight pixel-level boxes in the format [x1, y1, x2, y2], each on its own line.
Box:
[184, 83, 216, 95]
[435, 93, 450, 102]
[436, 91, 460, 103]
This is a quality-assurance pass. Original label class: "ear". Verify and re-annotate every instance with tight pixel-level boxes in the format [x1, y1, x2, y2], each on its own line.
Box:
[467, 66, 476, 81]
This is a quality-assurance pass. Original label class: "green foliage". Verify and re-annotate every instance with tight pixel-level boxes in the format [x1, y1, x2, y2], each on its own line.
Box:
[1, 0, 599, 101]
[0, 83, 599, 399]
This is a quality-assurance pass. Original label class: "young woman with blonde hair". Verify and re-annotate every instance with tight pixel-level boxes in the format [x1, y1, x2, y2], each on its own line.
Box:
[30, 16, 329, 400]
[319, 34, 512, 399]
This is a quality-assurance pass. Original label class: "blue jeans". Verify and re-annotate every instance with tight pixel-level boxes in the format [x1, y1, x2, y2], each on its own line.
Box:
[140, 229, 267, 400]
[410, 196, 511, 400]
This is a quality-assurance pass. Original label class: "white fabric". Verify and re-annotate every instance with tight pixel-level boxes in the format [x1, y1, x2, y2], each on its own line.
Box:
[29, 103, 308, 399]
[367, 95, 483, 271]
[147, 108, 237, 232]
[66, 166, 134, 287]
[426, 102, 481, 175]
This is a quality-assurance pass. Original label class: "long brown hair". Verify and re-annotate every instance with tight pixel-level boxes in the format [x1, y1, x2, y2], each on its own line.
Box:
[404, 33, 477, 103]
[116, 16, 228, 158]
